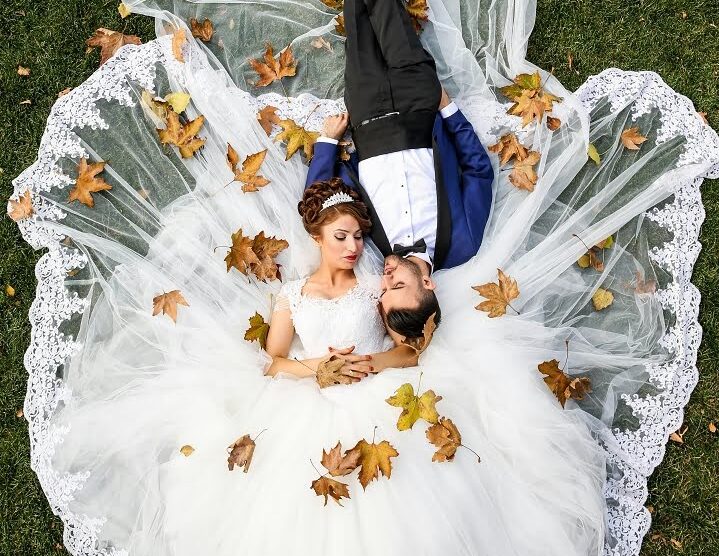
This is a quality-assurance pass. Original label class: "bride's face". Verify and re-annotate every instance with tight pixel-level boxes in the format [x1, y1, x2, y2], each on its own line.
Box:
[315, 213, 364, 269]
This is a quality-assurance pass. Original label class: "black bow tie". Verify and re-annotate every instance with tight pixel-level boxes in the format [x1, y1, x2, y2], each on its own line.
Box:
[392, 238, 427, 258]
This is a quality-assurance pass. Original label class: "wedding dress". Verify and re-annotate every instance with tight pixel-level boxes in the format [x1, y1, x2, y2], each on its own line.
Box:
[9, 0, 719, 555]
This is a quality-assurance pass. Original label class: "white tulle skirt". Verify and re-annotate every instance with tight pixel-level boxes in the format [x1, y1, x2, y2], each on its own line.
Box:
[9, 0, 719, 555]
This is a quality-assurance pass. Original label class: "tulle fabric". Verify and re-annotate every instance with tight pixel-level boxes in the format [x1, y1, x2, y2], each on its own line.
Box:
[9, 0, 719, 555]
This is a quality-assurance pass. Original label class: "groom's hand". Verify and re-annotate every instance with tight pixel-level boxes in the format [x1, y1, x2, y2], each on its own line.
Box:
[322, 112, 349, 140]
[438, 86, 451, 110]
[328, 345, 377, 382]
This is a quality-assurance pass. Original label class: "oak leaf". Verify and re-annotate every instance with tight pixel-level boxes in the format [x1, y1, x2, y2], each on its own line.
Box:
[227, 145, 270, 192]
[8, 190, 33, 221]
[310, 475, 351, 506]
[257, 105, 281, 135]
[189, 17, 213, 42]
[152, 289, 189, 323]
[473, 269, 519, 317]
[172, 28, 186, 62]
[509, 150, 541, 191]
[346, 438, 399, 490]
[620, 127, 648, 150]
[69, 159, 112, 207]
[316, 355, 353, 388]
[488, 133, 528, 166]
[320, 441, 362, 477]
[157, 110, 206, 158]
[592, 287, 614, 310]
[386, 382, 442, 431]
[537, 359, 592, 408]
[244, 311, 270, 350]
[224, 228, 261, 274]
[426, 417, 464, 462]
[86, 28, 142, 65]
[227, 434, 256, 472]
[273, 118, 321, 161]
[249, 43, 298, 87]
[251, 231, 289, 282]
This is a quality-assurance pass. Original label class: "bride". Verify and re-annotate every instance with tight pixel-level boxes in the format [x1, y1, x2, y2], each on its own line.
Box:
[8, 0, 718, 554]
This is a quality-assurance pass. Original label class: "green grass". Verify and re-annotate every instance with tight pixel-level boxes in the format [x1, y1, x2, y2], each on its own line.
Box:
[0, 0, 717, 554]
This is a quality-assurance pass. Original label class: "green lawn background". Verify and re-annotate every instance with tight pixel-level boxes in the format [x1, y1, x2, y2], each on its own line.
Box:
[1, 1, 717, 554]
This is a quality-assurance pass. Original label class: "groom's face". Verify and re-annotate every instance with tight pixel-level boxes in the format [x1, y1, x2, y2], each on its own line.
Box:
[379, 255, 428, 314]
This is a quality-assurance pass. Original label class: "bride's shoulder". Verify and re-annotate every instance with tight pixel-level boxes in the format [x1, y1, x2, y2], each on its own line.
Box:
[276, 277, 307, 312]
[355, 273, 384, 300]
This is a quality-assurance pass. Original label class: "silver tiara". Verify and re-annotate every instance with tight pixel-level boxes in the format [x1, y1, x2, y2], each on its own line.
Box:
[321, 192, 354, 211]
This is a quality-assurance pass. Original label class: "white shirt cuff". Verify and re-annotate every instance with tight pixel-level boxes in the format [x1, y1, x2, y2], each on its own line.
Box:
[316, 136, 339, 145]
[439, 101, 459, 119]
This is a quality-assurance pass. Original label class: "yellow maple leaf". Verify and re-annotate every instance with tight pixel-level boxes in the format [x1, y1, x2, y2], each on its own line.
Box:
[592, 287, 614, 310]
[346, 438, 399, 490]
[386, 382, 442, 431]
[157, 110, 206, 158]
[244, 311, 270, 350]
[227, 145, 271, 192]
[273, 118, 321, 161]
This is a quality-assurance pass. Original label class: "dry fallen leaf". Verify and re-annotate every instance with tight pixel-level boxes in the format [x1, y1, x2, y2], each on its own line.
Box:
[7, 190, 33, 221]
[244, 311, 270, 350]
[426, 416, 464, 462]
[251, 232, 289, 282]
[224, 228, 261, 274]
[698, 112, 708, 125]
[386, 382, 442, 431]
[708, 422, 717, 434]
[500, 71, 562, 128]
[405, 0, 430, 33]
[17, 65, 30, 76]
[316, 355, 353, 388]
[310, 36, 334, 52]
[227, 144, 271, 192]
[509, 150, 541, 191]
[473, 269, 520, 317]
[249, 42, 298, 87]
[157, 110, 206, 158]
[179, 444, 195, 457]
[401, 312, 437, 354]
[58, 87, 72, 97]
[273, 118, 321, 161]
[321, 441, 362, 477]
[6, 285, 16, 297]
[86, 28, 142, 65]
[257, 105, 281, 135]
[19, 99, 31, 105]
[152, 289, 189, 323]
[546, 116, 561, 130]
[620, 127, 648, 150]
[311, 475, 351, 506]
[189, 17, 213, 42]
[319, 0, 343, 9]
[227, 434, 256, 472]
[488, 133, 528, 166]
[68, 158, 112, 208]
[164, 91, 191, 114]
[587, 143, 601, 165]
[334, 15, 345, 36]
[537, 358, 592, 408]
[592, 287, 614, 311]
[346, 438, 399, 490]
[172, 28, 186, 62]
[118, 2, 131, 18]
[577, 235, 613, 271]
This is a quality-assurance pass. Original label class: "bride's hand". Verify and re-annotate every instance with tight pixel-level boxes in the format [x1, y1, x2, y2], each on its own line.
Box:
[328, 345, 375, 382]
[322, 112, 349, 140]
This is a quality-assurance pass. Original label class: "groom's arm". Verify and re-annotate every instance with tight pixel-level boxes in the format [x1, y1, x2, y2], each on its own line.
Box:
[441, 103, 495, 191]
[305, 138, 340, 187]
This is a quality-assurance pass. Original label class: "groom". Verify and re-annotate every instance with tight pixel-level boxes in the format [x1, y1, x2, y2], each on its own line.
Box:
[305, 0, 494, 342]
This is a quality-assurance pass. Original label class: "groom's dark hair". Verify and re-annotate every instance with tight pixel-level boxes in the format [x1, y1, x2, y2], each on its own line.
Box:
[386, 290, 441, 341]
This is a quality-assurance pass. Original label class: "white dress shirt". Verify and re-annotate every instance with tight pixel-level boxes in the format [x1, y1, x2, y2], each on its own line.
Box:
[317, 101, 459, 268]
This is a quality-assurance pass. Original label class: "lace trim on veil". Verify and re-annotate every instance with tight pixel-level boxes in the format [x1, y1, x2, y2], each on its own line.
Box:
[7, 36, 718, 556]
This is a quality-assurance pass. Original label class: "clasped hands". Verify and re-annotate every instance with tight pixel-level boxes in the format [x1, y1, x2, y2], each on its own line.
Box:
[321, 345, 377, 383]
[321, 86, 453, 140]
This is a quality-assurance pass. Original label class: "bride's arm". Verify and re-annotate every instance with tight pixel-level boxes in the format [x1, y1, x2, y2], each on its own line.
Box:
[264, 307, 324, 378]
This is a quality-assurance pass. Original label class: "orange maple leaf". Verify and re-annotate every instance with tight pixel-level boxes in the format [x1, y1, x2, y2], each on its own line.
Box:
[68, 159, 112, 208]
[152, 289, 189, 323]
[8, 190, 34, 222]
[249, 43, 297, 87]
[472, 269, 520, 317]
[86, 28, 142, 65]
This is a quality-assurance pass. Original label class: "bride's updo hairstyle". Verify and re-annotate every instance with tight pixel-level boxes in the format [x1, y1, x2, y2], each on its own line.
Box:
[298, 177, 371, 237]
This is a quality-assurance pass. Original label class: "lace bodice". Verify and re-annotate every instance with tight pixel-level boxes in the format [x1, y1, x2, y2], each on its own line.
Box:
[277, 276, 393, 359]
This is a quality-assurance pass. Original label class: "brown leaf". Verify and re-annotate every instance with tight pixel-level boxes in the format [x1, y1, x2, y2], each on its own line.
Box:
[227, 434, 256, 472]
[273, 118, 321, 161]
[310, 36, 334, 52]
[157, 110, 206, 158]
[488, 133, 528, 166]
[426, 417, 463, 462]
[620, 127, 648, 150]
[346, 438, 399, 490]
[58, 87, 72, 97]
[86, 28, 142, 65]
[319, 0, 343, 9]
[8, 190, 33, 221]
[249, 42, 297, 87]
[224, 228, 261, 275]
[698, 112, 708, 125]
[669, 424, 688, 444]
[227, 145, 271, 192]
[338, 140, 353, 161]
[257, 105, 281, 135]
[179, 444, 195, 457]
[472, 269, 520, 317]
[334, 14, 345, 36]
[547, 116, 561, 130]
[316, 355, 353, 388]
[244, 311, 269, 350]
[401, 312, 437, 354]
[172, 28, 186, 62]
[189, 17, 213, 42]
[405, 0, 429, 32]
[311, 475, 350, 506]
[592, 287, 614, 311]
[708, 422, 717, 434]
[17, 65, 30, 76]
[152, 289, 190, 323]
[68, 159, 112, 207]
[250, 231, 289, 282]
[320, 441, 362, 477]
[500, 71, 562, 128]
[509, 150, 541, 191]
[537, 359, 592, 408]
[634, 271, 657, 295]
